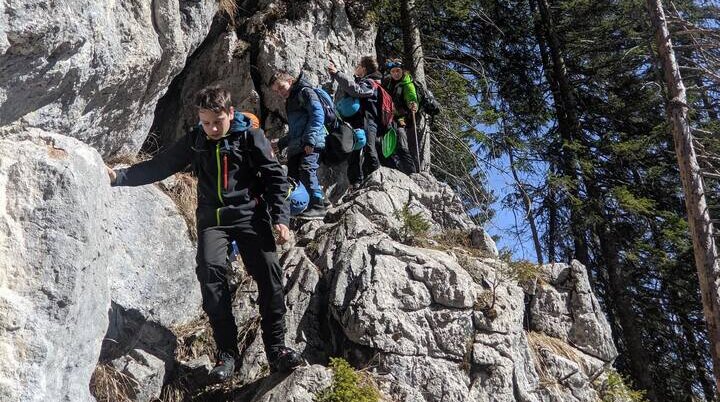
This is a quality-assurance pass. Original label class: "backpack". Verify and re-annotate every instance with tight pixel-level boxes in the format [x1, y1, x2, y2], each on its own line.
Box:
[369, 80, 395, 131]
[303, 86, 339, 130]
[413, 81, 441, 116]
[321, 122, 355, 165]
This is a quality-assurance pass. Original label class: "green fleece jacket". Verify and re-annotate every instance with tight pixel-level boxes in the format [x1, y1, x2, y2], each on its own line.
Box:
[383, 72, 417, 117]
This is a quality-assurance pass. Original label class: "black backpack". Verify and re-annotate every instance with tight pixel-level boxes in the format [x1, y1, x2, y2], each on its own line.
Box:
[414, 81, 441, 116]
[321, 123, 355, 165]
[301, 86, 340, 130]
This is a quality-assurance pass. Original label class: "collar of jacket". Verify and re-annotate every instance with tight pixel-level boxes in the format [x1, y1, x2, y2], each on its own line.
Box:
[290, 71, 313, 97]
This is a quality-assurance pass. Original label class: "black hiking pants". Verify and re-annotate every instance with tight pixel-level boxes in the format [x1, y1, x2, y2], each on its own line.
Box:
[195, 214, 286, 360]
[348, 128, 379, 184]
[379, 125, 416, 175]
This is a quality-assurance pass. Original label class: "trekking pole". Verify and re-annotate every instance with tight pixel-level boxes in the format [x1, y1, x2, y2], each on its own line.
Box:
[411, 111, 421, 172]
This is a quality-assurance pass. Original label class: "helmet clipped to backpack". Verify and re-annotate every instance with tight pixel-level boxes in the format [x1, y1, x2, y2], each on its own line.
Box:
[337, 97, 360, 118]
[353, 128, 366, 151]
[288, 179, 309, 216]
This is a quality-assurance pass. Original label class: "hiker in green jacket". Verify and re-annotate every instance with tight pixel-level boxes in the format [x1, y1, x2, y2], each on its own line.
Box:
[382, 59, 422, 174]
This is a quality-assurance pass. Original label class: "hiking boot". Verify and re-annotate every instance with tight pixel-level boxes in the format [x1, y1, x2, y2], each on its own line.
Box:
[269, 347, 304, 373]
[209, 352, 235, 383]
[298, 203, 326, 220]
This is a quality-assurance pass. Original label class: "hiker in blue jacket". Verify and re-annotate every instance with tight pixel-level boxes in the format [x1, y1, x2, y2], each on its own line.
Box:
[327, 56, 382, 190]
[270, 71, 327, 219]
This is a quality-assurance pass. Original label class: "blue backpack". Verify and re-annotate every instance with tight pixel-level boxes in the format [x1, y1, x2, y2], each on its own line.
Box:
[300, 86, 338, 130]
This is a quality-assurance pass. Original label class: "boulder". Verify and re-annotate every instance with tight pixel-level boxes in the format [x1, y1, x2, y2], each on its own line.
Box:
[104, 183, 202, 363]
[0, 0, 217, 156]
[110, 349, 166, 402]
[0, 130, 112, 402]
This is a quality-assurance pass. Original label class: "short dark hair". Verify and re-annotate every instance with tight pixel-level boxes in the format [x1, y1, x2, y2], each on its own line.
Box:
[269, 71, 294, 87]
[360, 56, 378, 75]
[194, 86, 232, 113]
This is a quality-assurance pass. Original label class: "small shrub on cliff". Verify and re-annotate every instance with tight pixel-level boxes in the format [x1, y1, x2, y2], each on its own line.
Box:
[597, 371, 647, 402]
[396, 202, 431, 245]
[316, 358, 380, 402]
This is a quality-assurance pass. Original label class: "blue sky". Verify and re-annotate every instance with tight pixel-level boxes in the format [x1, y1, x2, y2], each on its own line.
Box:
[484, 153, 543, 263]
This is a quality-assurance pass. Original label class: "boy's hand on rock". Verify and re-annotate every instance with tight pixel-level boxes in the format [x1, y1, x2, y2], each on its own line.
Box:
[274, 224, 290, 245]
[106, 166, 116, 184]
[328, 62, 337, 75]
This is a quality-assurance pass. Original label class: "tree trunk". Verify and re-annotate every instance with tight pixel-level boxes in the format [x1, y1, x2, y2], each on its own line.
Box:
[400, 0, 426, 86]
[531, 0, 589, 265]
[507, 144, 544, 264]
[399, 0, 430, 172]
[647, 0, 720, 392]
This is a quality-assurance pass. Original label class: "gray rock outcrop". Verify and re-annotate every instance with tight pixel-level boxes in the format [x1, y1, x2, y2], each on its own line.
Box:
[104, 184, 202, 364]
[0, 0, 217, 156]
[0, 130, 112, 402]
[110, 349, 166, 402]
[228, 168, 617, 402]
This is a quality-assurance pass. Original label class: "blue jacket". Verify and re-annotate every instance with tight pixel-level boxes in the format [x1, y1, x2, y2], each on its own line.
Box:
[279, 73, 325, 156]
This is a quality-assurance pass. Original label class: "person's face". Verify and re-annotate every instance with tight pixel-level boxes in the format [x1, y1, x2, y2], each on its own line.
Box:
[390, 67, 403, 81]
[271, 79, 292, 99]
[354, 63, 367, 77]
[199, 106, 234, 140]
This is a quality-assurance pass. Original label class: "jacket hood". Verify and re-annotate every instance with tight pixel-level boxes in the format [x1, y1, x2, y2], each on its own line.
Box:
[290, 72, 314, 96]
[366, 71, 383, 80]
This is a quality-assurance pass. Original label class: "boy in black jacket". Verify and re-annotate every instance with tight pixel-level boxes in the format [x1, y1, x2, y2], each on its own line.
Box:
[107, 86, 303, 382]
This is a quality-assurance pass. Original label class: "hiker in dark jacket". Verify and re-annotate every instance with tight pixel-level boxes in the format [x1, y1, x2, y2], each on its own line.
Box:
[328, 56, 382, 189]
[382, 59, 420, 174]
[106, 86, 303, 382]
[270, 71, 327, 219]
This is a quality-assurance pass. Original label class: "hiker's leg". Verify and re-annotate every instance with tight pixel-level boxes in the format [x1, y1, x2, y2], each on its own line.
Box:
[286, 153, 300, 182]
[363, 120, 380, 178]
[236, 219, 287, 359]
[395, 125, 416, 174]
[347, 149, 363, 184]
[300, 152, 323, 202]
[196, 227, 239, 357]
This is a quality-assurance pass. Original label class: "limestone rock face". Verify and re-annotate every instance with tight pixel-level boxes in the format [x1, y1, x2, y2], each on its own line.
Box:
[150, 0, 376, 147]
[104, 184, 202, 363]
[230, 168, 614, 402]
[110, 349, 166, 402]
[242, 365, 332, 402]
[0, 0, 217, 156]
[529, 260, 618, 362]
[0, 130, 112, 402]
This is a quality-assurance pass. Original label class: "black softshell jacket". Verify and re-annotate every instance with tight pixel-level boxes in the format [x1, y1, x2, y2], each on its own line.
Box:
[113, 124, 290, 230]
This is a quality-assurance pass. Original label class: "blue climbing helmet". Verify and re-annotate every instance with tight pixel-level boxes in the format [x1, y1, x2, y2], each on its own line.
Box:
[337, 97, 360, 118]
[288, 179, 309, 216]
[353, 128, 366, 151]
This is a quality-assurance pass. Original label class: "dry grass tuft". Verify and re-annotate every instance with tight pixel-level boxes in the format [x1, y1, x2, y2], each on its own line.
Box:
[173, 317, 217, 363]
[219, 0, 238, 20]
[158, 173, 198, 241]
[89, 362, 137, 402]
[431, 229, 490, 258]
[527, 331, 589, 388]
